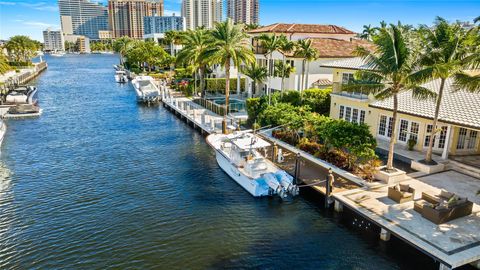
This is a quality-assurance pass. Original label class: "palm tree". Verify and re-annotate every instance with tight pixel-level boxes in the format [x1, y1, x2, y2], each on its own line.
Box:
[414, 17, 480, 163]
[176, 29, 210, 97]
[5, 35, 38, 63]
[203, 19, 255, 134]
[274, 61, 295, 95]
[343, 23, 436, 171]
[113, 36, 133, 65]
[277, 35, 295, 92]
[294, 39, 318, 92]
[258, 34, 281, 104]
[360, 24, 376, 41]
[474, 16, 480, 24]
[242, 62, 267, 97]
[165, 30, 183, 56]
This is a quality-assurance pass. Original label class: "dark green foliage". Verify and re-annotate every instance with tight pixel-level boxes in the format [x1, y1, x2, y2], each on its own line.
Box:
[204, 78, 245, 93]
[301, 88, 332, 115]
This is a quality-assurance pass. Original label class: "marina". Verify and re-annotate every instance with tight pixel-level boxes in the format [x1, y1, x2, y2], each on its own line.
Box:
[0, 53, 447, 270]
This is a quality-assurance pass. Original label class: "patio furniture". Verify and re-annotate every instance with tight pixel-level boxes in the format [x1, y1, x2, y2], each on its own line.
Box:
[413, 191, 474, 224]
[388, 184, 415, 203]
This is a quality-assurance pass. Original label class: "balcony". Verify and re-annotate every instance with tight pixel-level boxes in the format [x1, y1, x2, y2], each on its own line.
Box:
[332, 82, 369, 100]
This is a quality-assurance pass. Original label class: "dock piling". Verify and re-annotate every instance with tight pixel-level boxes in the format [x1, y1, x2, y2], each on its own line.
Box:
[380, 228, 391, 241]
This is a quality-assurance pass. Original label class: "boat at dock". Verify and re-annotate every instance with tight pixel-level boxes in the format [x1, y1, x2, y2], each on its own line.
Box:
[50, 51, 65, 57]
[4, 104, 42, 118]
[115, 70, 128, 83]
[5, 86, 38, 105]
[206, 131, 299, 199]
[131, 76, 160, 103]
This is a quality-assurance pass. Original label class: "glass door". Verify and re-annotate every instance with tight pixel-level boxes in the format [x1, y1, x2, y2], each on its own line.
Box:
[456, 128, 479, 151]
[424, 124, 448, 151]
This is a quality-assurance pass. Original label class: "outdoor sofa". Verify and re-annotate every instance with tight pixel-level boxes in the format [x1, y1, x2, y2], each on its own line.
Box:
[413, 190, 473, 224]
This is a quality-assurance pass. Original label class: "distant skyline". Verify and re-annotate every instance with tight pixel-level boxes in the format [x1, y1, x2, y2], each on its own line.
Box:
[0, 0, 478, 41]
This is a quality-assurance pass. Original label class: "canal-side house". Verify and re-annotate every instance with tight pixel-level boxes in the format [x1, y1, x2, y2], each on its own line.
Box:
[321, 57, 480, 164]
[211, 23, 375, 95]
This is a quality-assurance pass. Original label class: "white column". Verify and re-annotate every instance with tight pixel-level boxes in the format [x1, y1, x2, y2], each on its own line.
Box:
[237, 72, 241, 96]
[442, 125, 452, 160]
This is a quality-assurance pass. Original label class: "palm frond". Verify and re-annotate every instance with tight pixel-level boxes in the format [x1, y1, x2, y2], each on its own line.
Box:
[452, 72, 480, 93]
[409, 86, 437, 100]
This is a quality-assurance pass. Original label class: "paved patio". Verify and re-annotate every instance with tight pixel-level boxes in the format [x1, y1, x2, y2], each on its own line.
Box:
[334, 172, 480, 269]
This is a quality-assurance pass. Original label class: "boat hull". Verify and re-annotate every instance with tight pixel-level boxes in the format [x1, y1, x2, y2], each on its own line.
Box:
[214, 149, 271, 197]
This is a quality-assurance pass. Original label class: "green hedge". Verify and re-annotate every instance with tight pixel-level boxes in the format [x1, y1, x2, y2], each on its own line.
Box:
[205, 78, 245, 93]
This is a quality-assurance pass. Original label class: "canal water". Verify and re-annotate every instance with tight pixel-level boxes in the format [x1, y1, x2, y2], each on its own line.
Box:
[0, 54, 436, 269]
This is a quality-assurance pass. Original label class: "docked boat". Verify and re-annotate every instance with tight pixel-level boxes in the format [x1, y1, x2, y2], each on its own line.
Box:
[50, 51, 65, 57]
[206, 131, 299, 199]
[4, 104, 42, 118]
[113, 64, 120, 71]
[131, 76, 160, 103]
[5, 86, 38, 105]
[115, 70, 128, 83]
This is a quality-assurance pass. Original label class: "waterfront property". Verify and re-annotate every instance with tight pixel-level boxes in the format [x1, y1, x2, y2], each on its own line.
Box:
[58, 0, 109, 40]
[43, 28, 65, 52]
[322, 57, 480, 163]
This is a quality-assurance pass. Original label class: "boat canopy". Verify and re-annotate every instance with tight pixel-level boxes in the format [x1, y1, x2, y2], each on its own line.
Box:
[230, 133, 270, 150]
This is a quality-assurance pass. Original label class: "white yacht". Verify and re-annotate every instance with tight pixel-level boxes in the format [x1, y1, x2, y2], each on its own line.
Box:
[50, 51, 65, 57]
[207, 131, 299, 199]
[115, 70, 128, 83]
[131, 76, 160, 103]
[6, 86, 38, 105]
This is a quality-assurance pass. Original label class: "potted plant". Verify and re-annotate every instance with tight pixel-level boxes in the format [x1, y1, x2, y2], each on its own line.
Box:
[407, 138, 416, 151]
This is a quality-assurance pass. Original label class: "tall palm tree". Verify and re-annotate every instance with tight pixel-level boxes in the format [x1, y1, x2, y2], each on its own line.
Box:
[344, 23, 435, 171]
[165, 30, 184, 56]
[258, 34, 281, 104]
[176, 29, 210, 97]
[360, 24, 376, 41]
[113, 36, 133, 65]
[203, 19, 255, 133]
[242, 62, 267, 97]
[294, 39, 318, 92]
[474, 16, 480, 24]
[414, 17, 480, 163]
[274, 61, 295, 95]
[277, 35, 295, 92]
[5, 35, 38, 63]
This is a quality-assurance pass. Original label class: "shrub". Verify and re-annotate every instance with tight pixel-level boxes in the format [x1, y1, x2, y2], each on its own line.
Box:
[301, 88, 331, 115]
[205, 78, 245, 93]
[246, 97, 263, 126]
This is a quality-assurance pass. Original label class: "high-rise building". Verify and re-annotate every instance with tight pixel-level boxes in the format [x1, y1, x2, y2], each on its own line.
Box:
[108, 0, 164, 39]
[43, 28, 65, 52]
[181, 0, 223, 30]
[58, 0, 109, 40]
[227, 0, 259, 25]
[144, 15, 186, 35]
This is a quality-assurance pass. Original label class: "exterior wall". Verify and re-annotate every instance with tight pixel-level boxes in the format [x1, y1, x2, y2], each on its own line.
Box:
[98, 30, 112, 39]
[43, 29, 65, 51]
[58, 0, 109, 40]
[144, 16, 186, 35]
[109, 0, 164, 39]
[182, 0, 222, 30]
[226, 0, 259, 25]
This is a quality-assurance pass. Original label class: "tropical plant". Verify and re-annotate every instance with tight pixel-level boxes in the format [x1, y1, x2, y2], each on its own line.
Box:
[277, 35, 296, 92]
[176, 29, 210, 96]
[0, 51, 12, 75]
[360, 24, 376, 41]
[165, 30, 183, 56]
[415, 17, 480, 163]
[5, 35, 39, 63]
[203, 19, 255, 133]
[242, 62, 267, 97]
[343, 23, 436, 171]
[113, 36, 133, 65]
[474, 16, 480, 24]
[274, 61, 295, 94]
[258, 34, 281, 104]
[294, 39, 318, 91]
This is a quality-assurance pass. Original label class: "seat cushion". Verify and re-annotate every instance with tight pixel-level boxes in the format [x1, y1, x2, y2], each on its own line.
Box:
[399, 184, 410, 192]
[440, 189, 454, 200]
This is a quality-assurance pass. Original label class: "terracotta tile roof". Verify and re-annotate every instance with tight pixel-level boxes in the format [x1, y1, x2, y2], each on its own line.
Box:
[285, 38, 375, 58]
[248, 23, 355, 35]
[370, 78, 480, 129]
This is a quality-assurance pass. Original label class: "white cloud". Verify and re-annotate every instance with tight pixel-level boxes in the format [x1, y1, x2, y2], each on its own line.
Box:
[0, 1, 16, 5]
[164, 9, 181, 16]
[13, 19, 59, 29]
[19, 2, 58, 11]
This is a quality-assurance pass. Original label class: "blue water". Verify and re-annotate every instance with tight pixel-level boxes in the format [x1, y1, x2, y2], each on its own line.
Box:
[0, 54, 438, 269]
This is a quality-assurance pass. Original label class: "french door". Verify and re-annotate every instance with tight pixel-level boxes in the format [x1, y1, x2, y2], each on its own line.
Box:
[423, 124, 448, 151]
[397, 119, 419, 144]
[456, 128, 478, 151]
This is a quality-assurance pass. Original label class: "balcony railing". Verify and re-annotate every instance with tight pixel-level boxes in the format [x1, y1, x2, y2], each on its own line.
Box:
[332, 82, 369, 100]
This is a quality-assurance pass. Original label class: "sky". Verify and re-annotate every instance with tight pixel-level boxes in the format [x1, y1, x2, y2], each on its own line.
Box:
[0, 0, 478, 41]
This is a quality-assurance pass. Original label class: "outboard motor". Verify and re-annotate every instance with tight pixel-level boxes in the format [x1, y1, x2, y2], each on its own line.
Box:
[275, 170, 299, 197]
[263, 173, 287, 198]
